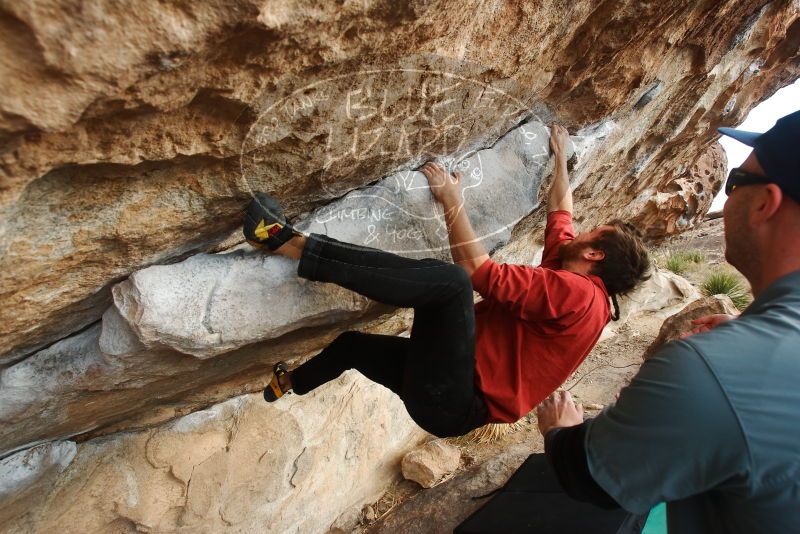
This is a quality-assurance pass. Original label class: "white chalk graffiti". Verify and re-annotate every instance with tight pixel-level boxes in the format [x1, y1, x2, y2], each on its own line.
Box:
[239, 63, 557, 255]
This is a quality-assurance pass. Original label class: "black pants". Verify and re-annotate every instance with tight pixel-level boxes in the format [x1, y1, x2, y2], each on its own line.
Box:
[290, 233, 488, 437]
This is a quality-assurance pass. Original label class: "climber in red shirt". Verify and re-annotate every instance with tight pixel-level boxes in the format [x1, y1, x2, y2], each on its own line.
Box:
[245, 124, 650, 437]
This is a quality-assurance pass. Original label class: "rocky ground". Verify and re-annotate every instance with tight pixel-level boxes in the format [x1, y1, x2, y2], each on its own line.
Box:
[354, 215, 739, 533]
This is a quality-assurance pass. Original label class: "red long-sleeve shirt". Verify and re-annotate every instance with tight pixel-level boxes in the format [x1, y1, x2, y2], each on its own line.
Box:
[471, 211, 610, 423]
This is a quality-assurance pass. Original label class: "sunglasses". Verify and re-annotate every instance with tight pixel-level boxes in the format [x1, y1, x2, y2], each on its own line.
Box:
[725, 167, 772, 195]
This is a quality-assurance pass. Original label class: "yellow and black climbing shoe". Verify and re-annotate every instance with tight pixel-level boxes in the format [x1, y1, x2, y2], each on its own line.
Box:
[264, 361, 291, 402]
[243, 192, 297, 251]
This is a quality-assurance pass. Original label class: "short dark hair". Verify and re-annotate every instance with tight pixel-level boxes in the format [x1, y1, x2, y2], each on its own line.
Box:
[589, 220, 651, 296]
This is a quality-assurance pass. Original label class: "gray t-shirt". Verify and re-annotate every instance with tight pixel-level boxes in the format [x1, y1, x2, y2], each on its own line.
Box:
[585, 270, 800, 533]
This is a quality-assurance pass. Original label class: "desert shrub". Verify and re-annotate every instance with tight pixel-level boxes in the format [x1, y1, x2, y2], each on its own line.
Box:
[662, 250, 706, 275]
[681, 250, 706, 263]
[701, 270, 752, 310]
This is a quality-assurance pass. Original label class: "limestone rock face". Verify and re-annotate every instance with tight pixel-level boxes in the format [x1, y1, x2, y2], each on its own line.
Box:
[2, 372, 426, 533]
[2, 0, 798, 363]
[645, 294, 740, 358]
[0, 441, 76, 525]
[630, 143, 728, 241]
[401, 440, 462, 488]
[111, 118, 577, 358]
[0, 116, 574, 456]
[296, 120, 577, 259]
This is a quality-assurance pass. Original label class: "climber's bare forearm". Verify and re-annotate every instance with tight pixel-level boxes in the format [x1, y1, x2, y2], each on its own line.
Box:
[548, 124, 573, 214]
[441, 196, 489, 276]
[548, 156, 572, 213]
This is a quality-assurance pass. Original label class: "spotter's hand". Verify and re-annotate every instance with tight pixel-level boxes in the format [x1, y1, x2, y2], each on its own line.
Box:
[536, 390, 584, 437]
[421, 162, 463, 205]
[680, 313, 737, 339]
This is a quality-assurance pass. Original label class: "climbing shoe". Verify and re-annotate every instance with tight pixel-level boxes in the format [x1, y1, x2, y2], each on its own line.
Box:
[243, 192, 298, 251]
[264, 361, 291, 402]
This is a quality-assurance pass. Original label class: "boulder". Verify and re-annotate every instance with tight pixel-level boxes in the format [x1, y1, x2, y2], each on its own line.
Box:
[2, 0, 797, 364]
[401, 440, 462, 488]
[112, 118, 580, 359]
[0, 305, 408, 458]
[621, 270, 699, 322]
[368, 444, 532, 533]
[645, 294, 740, 358]
[601, 270, 699, 339]
[0, 117, 581, 455]
[0, 1, 798, 532]
[2, 372, 426, 533]
[629, 143, 727, 241]
[112, 252, 371, 358]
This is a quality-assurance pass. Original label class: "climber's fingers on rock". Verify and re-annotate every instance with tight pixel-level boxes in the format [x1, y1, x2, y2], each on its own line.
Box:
[422, 164, 447, 195]
[422, 162, 447, 183]
[421, 161, 438, 175]
[551, 123, 568, 137]
[549, 124, 570, 155]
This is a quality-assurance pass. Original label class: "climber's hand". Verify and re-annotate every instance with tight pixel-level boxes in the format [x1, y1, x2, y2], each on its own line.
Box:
[422, 162, 462, 205]
[549, 123, 570, 160]
[680, 314, 737, 338]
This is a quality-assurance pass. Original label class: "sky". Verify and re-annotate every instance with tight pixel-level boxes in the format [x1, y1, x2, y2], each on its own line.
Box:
[712, 78, 800, 210]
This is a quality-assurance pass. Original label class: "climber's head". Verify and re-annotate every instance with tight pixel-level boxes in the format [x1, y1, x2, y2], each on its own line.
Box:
[559, 221, 651, 297]
[718, 109, 800, 297]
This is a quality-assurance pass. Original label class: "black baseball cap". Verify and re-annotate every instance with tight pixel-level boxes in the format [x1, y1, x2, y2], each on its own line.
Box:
[718, 109, 800, 203]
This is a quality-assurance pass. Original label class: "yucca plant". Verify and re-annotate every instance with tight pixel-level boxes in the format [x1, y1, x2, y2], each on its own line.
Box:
[701, 270, 752, 310]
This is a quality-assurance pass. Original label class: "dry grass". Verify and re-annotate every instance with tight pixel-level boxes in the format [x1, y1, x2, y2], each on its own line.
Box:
[458, 421, 525, 444]
[659, 249, 707, 275]
[373, 491, 401, 520]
